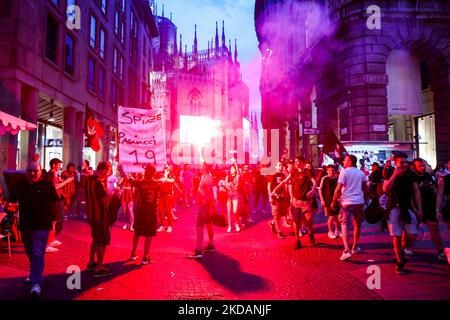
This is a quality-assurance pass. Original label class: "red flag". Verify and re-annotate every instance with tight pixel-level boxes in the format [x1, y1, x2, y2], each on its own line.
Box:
[321, 130, 348, 166]
[84, 105, 104, 152]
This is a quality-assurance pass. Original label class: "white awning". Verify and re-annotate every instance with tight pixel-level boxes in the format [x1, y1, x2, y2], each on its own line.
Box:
[0, 110, 37, 136]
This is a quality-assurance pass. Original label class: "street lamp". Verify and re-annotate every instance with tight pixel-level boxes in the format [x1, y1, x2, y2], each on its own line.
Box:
[48, 99, 55, 122]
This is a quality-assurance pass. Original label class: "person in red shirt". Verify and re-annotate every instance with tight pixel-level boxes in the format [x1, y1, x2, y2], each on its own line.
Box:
[61, 162, 78, 220]
[157, 164, 182, 233]
[119, 174, 134, 231]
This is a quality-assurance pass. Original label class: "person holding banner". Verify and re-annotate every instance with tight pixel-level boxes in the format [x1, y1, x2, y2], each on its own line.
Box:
[127, 164, 160, 265]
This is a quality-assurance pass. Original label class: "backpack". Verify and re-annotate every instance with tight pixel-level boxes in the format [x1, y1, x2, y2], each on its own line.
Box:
[364, 196, 386, 224]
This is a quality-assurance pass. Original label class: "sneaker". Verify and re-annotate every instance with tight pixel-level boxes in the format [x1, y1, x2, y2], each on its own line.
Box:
[301, 226, 308, 235]
[187, 249, 203, 259]
[157, 225, 165, 232]
[328, 231, 337, 239]
[127, 256, 137, 262]
[404, 248, 414, 256]
[235, 224, 241, 232]
[293, 240, 302, 250]
[277, 232, 286, 239]
[29, 284, 41, 298]
[247, 217, 255, 223]
[140, 257, 154, 265]
[336, 231, 342, 238]
[395, 262, 406, 274]
[437, 250, 447, 261]
[227, 226, 232, 233]
[268, 221, 276, 234]
[45, 246, 59, 253]
[309, 234, 316, 245]
[122, 224, 128, 230]
[173, 215, 179, 221]
[351, 247, 362, 254]
[93, 268, 112, 277]
[204, 244, 216, 252]
[51, 240, 62, 246]
[130, 226, 134, 232]
[340, 251, 352, 261]
[444, 248, 450, 264]
[166, 226, 173, 233]
[86, 261, 97, 271]
[25, 277, 31, 284]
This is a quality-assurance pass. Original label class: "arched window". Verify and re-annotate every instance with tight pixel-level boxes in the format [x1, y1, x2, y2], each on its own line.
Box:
[188, 88, 202, 114]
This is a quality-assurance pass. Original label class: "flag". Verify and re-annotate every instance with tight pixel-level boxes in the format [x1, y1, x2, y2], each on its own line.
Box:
[321, 130, 348, 166]
[84, 105, 104, 152]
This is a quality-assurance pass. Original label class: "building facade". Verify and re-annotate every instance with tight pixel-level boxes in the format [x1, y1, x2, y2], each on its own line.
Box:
[150, 14, 255, 165]
[255, 0, 450, 167]
[0, 0, 158, 177]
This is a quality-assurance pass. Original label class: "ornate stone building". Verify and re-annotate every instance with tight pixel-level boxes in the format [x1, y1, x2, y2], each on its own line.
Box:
[255, 0, 450, 166]
[150, 13, 255, 165]
[0, 0, 158, 175]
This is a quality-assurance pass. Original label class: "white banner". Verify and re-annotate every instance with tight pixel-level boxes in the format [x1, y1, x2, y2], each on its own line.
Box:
[118, 107, 166, 172]
[387, 49, 423, 115]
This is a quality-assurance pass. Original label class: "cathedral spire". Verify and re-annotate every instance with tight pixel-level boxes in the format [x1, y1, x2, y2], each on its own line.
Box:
[193, 24, 198, 60]
[184, 45, 188, 70]
[179, 34, 183, 57]
[221, 20, 226, 49]
[207, 41, 210, 59]
[162, 4, 164, 18]
[174, 30, 178, 56]
[234, 38, 238, 64]
[215, 21, 219, 53]
[228, 39, 232, 62]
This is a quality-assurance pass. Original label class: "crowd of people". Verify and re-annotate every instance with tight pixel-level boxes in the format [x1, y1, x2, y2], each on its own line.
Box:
[2, 151, 450, 298]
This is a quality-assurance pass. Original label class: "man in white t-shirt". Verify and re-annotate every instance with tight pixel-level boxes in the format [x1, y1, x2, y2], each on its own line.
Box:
[331, 154, 368, 261]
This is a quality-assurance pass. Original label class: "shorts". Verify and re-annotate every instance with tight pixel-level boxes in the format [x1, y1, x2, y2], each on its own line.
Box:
[292, 200, 312, 221]
[51, 199, 64, 221]
[197, 202, 214, 227]
[90, 220, 111, 246]
[134, 206, 157, 237]
[270, 199, 289, 219]
[339, 203, 364, 225]
[387, 207, 419, 237]
[324, 206, 340, 217]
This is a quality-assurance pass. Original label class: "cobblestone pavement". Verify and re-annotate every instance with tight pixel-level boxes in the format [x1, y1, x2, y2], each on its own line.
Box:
[1, 202, 449, 300]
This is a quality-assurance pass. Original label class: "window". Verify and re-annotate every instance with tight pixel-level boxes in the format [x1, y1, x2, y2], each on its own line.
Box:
[90, 15, 97, 48]
[114, 10, 119, 34]
[112, 81, 117, 109]
[121, 19, 125, 44]
[98, 67, 105, 98]
[88, 57, 95, 92]
[45, 14, 58, 63]
[67, 0, 76, 23]
[51, 0, 60, 7]
[101, 0, 107, 15]
[100, 28, 105, 59]
[119, 55, 124, 80]
[65, 33, 75, 74]
[121, 0, 125, 12]
[113, 48, 118, 74]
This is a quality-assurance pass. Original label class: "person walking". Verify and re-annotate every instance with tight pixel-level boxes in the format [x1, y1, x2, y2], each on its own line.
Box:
[319, 165, 341, 239]
[8, 162, 59, 298]
[61, 162, 78, 220]
[128, 165, 160, 265]
[187, 162, 216, 259]
[85, 161, 113, 277]
[331, 154, 368, 261]
[382, 152, 421, 273]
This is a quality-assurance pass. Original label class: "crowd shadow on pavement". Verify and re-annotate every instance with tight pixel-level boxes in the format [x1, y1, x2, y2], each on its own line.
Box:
[3, 260, 141, 300]
[196, 251, 271, 294]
